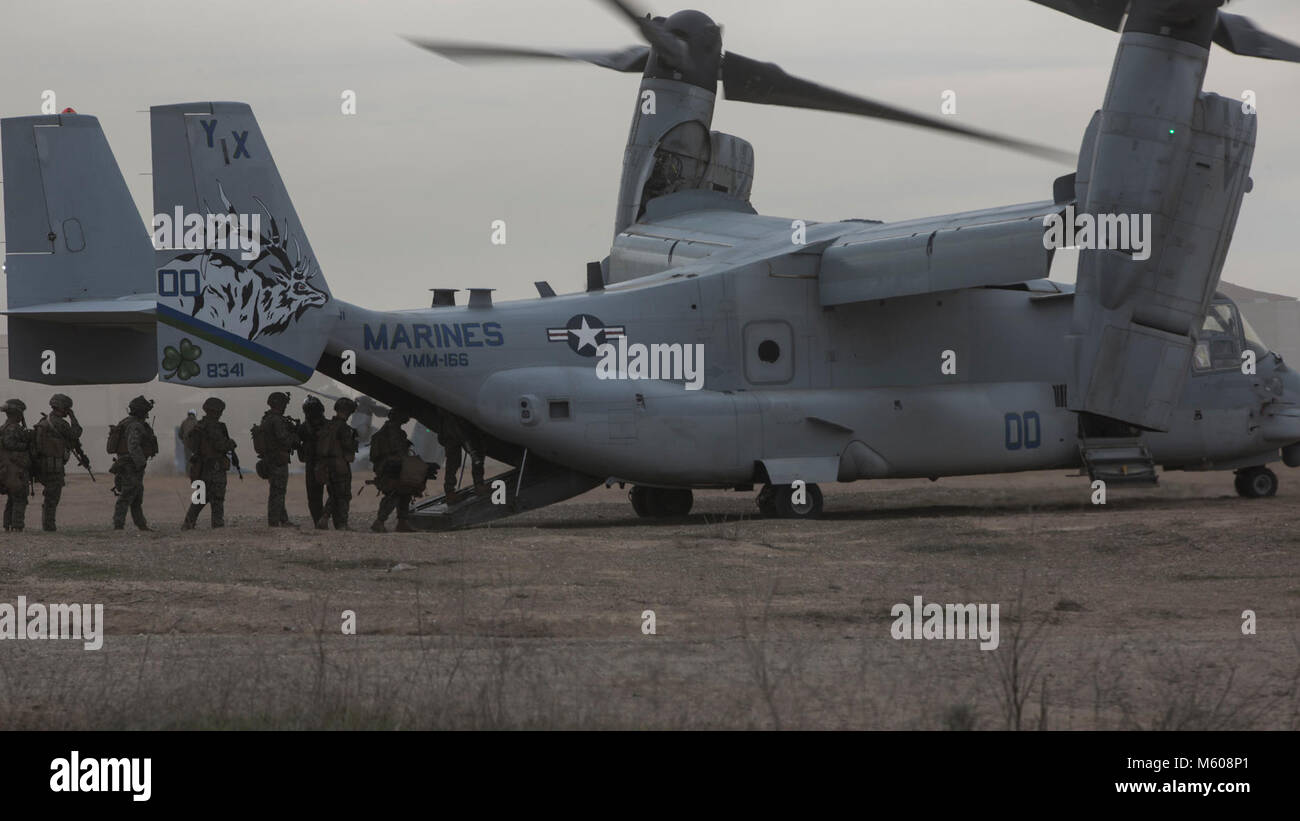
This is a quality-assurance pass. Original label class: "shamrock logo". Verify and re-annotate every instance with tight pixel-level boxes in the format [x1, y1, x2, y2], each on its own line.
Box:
[162, 338, 202, 381]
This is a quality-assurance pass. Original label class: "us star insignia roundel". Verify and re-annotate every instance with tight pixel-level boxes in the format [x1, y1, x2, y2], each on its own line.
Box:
[547, 314, 626, 357]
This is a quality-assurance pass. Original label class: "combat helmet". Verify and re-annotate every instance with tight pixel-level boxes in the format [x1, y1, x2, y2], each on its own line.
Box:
[267, 391, 290, 410]
[202, 397, 226, 414]
[128, 396, 154, 416]
[2, 399, 26, 415]
[302, 395, 325, 417]
[334, 397, 358, 415]
[388, 408, 411, 424]
[49, 393, 73, 411]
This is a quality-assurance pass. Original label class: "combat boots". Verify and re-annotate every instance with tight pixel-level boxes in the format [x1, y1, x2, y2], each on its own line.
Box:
[370, 520, 386, 533]
[395, 520, 415, 533]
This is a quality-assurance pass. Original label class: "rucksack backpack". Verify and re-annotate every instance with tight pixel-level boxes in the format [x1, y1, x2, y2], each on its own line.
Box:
[140, 425, 159, 457]
[369, 430, 389, 467]
[106, 422, 124, 454]
[108, 417, 159, 459]
[250, 422, 267, 457]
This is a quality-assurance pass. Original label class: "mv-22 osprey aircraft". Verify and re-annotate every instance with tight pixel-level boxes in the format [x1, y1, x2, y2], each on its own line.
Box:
[4, 0, 1300, 528]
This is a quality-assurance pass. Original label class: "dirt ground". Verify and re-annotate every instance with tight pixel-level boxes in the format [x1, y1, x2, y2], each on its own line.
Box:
[0, 466, 1297, 729]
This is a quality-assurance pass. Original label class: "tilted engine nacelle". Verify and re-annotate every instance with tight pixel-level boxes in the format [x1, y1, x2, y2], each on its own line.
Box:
[612, 9, 758, 239]
[620, 116, 755, 233]
[1066, 6, 1257, 433]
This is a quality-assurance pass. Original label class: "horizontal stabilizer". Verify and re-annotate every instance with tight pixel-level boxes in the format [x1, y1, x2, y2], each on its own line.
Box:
[3, 299, 156, 323]
[6, 319, 155, 385]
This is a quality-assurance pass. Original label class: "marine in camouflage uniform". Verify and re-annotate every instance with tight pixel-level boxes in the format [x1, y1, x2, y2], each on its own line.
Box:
[315, 397, 358, 530]
[0, 399, 34, 532]
[297, 396, 328, 529]
[110, 396, 158, 531]
[259, 392, 301, 527]
[370, 408, 417, 533]
[182, 397, 237, 530]
[179, 410, 198, 462]
[438, 409, 487, 504]
[32, 393, 84, 532]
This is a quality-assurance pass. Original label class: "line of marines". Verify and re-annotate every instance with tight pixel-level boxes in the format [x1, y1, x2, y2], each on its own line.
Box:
[0, 392, 487, 533]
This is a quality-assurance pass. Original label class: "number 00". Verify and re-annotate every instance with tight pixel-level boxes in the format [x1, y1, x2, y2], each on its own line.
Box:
[1004, 411, 1041, 450]
[157, 268, 200, 297]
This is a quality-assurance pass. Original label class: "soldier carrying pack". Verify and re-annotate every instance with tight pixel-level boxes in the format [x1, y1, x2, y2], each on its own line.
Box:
[32, 393, 85, 532]
[0, 399, 34, 532]
[110, 396, 157, 531]
[182, 397, 237, 530]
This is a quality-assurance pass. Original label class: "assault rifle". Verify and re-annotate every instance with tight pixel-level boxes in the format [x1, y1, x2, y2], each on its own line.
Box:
[71, 444, 95, 482]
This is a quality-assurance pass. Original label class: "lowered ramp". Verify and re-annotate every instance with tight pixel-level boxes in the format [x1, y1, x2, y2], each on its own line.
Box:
[408, 452, 601, 531]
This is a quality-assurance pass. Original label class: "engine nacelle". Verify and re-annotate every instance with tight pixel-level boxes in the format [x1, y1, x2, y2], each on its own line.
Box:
[700, 131, 754, 202]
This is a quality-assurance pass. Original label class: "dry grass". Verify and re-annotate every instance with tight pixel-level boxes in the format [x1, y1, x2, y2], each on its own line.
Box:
[0, 470, 1297, 729]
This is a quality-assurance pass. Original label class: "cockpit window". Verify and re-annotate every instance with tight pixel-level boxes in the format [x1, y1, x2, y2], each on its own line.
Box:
[1242, 314, 1270, 354]
[1193, 299, 1268, 372]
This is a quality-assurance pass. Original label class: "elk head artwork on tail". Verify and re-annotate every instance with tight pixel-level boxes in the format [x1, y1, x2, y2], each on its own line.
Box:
[160, 183, 330, 343]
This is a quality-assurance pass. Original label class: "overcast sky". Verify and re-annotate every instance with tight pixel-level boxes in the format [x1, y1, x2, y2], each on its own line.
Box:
[2, 0, 1299, 310]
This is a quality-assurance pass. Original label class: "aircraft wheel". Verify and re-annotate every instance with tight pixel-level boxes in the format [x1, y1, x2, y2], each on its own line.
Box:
[630, 485, 657, 517]
[1235, 467, 1278, 499]
[630, 486, 693, 517]
[657, 488, 693, 517]
[772, 483, 824, 519]
[756, 485, 779, 517]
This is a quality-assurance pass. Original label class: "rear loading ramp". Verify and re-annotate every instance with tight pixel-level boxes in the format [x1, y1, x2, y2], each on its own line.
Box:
[407, 453, 601, 531]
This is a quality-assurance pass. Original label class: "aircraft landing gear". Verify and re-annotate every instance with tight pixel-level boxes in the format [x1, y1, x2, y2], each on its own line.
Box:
[1234, 466, 1278, 498]
[756, 483, 824, 519]
[629, 486, 694, 518]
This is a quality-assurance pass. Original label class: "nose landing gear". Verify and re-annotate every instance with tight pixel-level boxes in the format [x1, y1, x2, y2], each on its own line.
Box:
[756, 483, 824, 519]
[1234, 466, 1278, 498]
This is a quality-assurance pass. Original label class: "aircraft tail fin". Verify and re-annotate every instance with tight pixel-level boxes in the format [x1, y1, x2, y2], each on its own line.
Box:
[1, 112, 156, 384]
[150, 102, 336, 387]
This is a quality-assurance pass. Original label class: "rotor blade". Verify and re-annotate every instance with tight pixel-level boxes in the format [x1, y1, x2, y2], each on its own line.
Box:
[1024, 0, 1128, 30]
[721, 51, 1074, 163]
[1215, 13, 1300, 62]
[405, 38, 649, 72]
[596, 0, 691, 71]
[1029, 1, 1300, 62]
